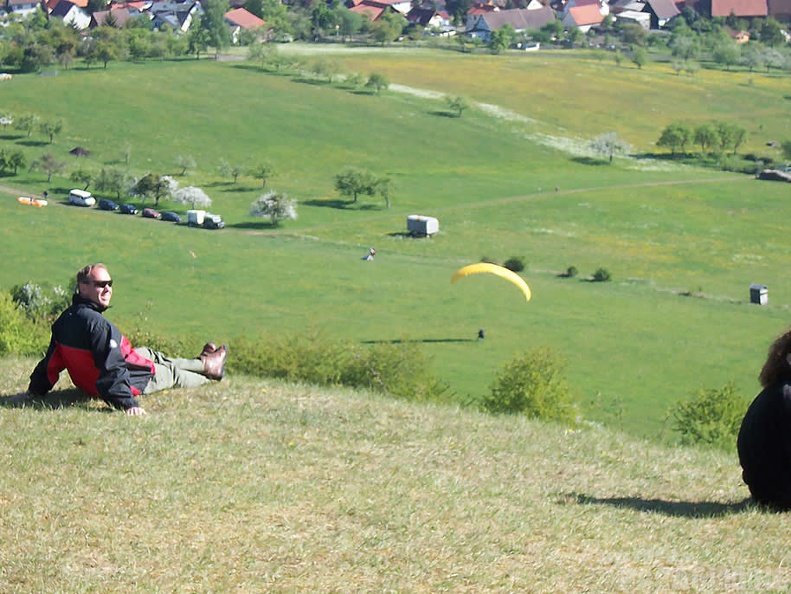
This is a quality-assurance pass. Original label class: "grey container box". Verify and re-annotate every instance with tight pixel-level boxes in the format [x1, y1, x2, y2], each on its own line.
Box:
[749, 283, 768, 305]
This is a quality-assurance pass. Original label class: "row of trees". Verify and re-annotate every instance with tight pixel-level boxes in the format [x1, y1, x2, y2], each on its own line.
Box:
[657, 120, 748, 156]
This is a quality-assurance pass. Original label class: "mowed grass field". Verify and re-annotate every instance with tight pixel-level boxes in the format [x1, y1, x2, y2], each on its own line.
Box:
[1, 49, 790, 438]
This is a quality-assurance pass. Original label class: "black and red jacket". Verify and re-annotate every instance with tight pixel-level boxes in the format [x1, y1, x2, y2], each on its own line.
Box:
[28, 294, 156, 410]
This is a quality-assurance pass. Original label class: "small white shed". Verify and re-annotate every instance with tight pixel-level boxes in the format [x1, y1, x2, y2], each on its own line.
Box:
[407, 215, 439, 237]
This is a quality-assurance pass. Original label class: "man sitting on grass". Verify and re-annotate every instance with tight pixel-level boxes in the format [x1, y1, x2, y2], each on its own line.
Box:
[24, 263, 227, 416]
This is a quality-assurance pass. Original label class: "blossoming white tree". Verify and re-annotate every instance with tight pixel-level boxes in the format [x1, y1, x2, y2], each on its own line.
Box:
[249, 190, 297, 227]
[173, 186, 212, 209]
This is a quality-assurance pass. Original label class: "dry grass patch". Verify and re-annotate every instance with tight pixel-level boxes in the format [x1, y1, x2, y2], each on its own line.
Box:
[2, 359, 790, 591]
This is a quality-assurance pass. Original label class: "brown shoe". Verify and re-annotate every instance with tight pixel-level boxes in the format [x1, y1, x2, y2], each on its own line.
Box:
[200, 345, 227, 380]
[199, 342, 218, 358]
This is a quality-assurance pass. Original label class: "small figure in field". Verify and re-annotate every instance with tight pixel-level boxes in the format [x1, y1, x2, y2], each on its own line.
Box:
[23, 263, 227, 416]
[737, 327, 791, 510]
[478, 328, 485, 341]
[363, 248, 376, 261]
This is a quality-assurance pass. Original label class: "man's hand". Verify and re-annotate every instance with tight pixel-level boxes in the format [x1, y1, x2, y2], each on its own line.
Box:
[126, 406, 147, 416]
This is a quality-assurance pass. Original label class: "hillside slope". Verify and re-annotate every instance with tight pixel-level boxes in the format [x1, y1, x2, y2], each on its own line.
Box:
[1, 358, 788, 592]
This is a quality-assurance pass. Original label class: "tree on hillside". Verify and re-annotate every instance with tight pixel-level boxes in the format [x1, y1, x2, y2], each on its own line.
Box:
[489, 24, 515, 53]
[70, 168, 93, 191]
[715, 121, 747, 155]
[6, 150, 26, 175]
[14, 114, 40, 138]
[334, 167, 378, 203]
[712, 40, 740, 71]
[366, 72, 389, 95]
[376, 176, 394, 209]
[251, 161, 275, 188]
[590, 132, 631, 163]
[0, 148, 26, 175]
[371, 11, 404, 45]
[200, 0, 231, 58]
[29, 153, 64, 183]
[173, 186, 212, 209]
[657, 122, 692, 156]
[187, 18, 211, 59]
[759, 17, 785, 47]
[631, 47, 648, 69]
[175, 154, 196, 176]
[446, 96, 469, 118]
[694, 123, 719, 154]
[95, 167, 130, 200]
[133, 173, 174, 206]
[219, 159, 244, 183]
[40, 118, 63, 144]
[249, 190, 298, 227]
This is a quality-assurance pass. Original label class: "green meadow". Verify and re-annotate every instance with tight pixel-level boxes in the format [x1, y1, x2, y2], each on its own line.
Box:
[1, 48, 790, 438]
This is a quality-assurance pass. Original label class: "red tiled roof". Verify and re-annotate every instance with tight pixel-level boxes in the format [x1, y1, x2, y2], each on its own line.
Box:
[224, 7, 265, 29]
[711, 0, 767, 16]
[349, 1, 387, 19]
[567, 3, 604, 24]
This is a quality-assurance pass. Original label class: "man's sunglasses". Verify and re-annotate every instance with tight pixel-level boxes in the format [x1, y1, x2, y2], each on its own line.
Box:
[86, 279, 113, 288]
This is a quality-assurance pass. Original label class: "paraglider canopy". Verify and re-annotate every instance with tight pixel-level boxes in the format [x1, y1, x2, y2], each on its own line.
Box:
[451, 263, 531, 301]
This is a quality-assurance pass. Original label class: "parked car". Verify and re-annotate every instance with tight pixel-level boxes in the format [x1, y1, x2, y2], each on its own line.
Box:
[142, 208, 161, 220]
[203, 213, 225, 229]
[161, 211, 181, 223]
[97, 199, 119, 211]
[68, 189, 95, 207]
[119, 203, 138, 215]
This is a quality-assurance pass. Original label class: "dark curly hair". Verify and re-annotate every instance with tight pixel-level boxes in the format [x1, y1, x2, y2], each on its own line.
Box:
[759, 328, 791, 388]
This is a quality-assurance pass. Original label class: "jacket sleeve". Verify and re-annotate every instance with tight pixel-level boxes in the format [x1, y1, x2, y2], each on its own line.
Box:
[90, 317, 140, 411]
[27, 337, 61, 396]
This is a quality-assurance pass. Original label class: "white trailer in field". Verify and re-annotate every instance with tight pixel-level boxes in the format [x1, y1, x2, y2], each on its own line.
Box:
[407, 215, 439, 237]
[187, 209, 205, 227]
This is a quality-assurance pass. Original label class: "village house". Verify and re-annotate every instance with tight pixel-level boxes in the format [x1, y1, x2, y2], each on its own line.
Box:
[406, 6, 451, 31]
[6, 0, 41, 17]
[47, 0, 91, 29]
[148, 1, 202, 32]
[224, 7, 266, 43]
[466, 5, 555, 40]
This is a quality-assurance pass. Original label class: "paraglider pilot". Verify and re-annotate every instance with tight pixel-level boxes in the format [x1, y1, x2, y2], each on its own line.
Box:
[737, 327, 791, 510]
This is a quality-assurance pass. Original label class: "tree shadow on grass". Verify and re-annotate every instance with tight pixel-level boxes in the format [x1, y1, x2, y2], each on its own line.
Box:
[16, 139, 50, 148]
[229, 221, 278, 230]
[203, 180, 257, 193]
[362, 338, 476, 344]
[429, 110, 459, 119]
[566, 493, 753, 518]
[303, 198, 351, 210]
[302, 199, 380, 211]
[570, 156, 608, 166]
[0, 389, 101, 411]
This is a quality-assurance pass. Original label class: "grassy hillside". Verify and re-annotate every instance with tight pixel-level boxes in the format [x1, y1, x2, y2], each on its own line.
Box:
[1, 52, 790, 438]
[1, 359, 788, 592]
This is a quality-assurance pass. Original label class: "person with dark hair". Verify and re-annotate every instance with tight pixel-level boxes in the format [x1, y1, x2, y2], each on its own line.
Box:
[25, 263, 227, 416]
[737, 328, 791, 510]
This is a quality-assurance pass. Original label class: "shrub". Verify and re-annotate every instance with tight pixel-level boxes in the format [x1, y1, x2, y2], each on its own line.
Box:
[230, 331, 351, 386]
[228, 332, 449, 403]
[12, 282, 70, 322]
[592, 267, 612, 282]
[482, 347, 577, 424]
[341, 341, 449, 403]
[671, 382, 749, 450]
[564, 266, 578, 278]
[503, 257, 525, 273]
[0, 292, 48, 357]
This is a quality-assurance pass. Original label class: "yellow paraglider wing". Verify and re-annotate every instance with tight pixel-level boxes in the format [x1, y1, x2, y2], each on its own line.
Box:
[451, 263, 531, 301]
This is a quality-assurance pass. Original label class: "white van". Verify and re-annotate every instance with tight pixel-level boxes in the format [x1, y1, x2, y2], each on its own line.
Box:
[68, 189, 95, 207]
